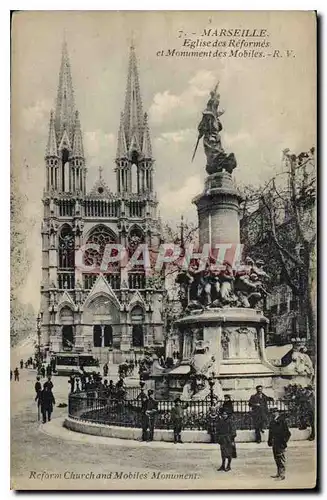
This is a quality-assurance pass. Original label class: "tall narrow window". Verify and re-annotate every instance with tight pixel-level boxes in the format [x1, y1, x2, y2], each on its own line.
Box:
[59, 225, 75, 268]
[62, 149, 69, 192]
[131, 306, 145, 347]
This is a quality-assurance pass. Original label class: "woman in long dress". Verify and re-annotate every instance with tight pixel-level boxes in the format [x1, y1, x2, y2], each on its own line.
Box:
[216, 408, 237, 472]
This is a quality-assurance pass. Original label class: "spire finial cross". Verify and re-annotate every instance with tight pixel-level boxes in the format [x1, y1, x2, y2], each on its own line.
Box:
[99, 166, 103, 180]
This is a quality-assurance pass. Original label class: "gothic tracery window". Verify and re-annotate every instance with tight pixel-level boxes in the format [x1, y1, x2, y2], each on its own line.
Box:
[84, 225, 117, 270]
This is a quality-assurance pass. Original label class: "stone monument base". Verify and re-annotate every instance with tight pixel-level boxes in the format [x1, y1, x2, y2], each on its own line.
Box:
[154, 307, 311, 401]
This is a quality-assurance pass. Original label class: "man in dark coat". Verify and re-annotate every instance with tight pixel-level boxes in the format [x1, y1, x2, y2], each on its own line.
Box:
[221, 394, 234, 415]
[268, 407, 291, 480]
[141, 390, 158, 441]
[216, 409, 237, 472]
[34, 376, 42, 397]
[44, 376, 54, 391]
[34, 376, 42, 421]
[249, 385, 274, 443]
[171, 397, 187, 443]
[39, 384, 56, 423]
[14, 367, 19, 381]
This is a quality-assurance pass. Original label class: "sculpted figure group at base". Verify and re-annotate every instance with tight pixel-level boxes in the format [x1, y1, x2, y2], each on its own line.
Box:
[176, 257, 269, 311]
[192, 82, 237, 175]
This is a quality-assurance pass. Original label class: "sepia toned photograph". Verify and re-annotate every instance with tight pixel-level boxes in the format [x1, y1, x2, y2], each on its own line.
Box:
[10, 10, 317, 490]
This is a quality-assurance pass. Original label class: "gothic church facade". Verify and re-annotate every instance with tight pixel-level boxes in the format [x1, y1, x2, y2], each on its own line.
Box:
[40, 42, 164, 363]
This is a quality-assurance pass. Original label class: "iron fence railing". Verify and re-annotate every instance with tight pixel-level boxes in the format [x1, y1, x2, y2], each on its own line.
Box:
[68, 391, 300, 431]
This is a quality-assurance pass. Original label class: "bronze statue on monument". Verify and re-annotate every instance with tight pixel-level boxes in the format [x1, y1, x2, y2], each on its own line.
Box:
[192, 82, 237, 175]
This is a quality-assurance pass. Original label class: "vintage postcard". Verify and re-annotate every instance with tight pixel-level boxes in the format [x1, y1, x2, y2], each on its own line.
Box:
[11, 10, 317, 490]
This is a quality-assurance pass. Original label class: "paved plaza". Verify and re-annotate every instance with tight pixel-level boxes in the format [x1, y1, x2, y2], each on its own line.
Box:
[10, 361, 316, 491]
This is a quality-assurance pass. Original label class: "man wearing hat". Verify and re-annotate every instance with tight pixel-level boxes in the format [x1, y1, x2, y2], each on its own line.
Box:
[216, 408, 237, 472]
[141, 390, 158, 442]
[249, 385, 274, 443]
[171, 397, 187, 444]
[268, 407, 291, 480]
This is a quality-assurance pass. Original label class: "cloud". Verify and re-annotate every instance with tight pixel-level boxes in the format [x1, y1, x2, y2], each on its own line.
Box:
[21, 99, 52, 132]
[149, 70, 217, 125]
[160, 175, 201, 218]
[223, 130, 254, 148]
[84, 130, 115, 160]
[156, 128, 195, 144]
[149, 91, 181, 124]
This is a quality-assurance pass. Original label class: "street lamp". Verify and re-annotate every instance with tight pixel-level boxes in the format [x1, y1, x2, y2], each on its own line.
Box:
[208, 377, 215, 407]
[36, 312, 42, 363]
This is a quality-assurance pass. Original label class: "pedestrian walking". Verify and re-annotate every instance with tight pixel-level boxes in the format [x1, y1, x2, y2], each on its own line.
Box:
[20, 359, 24, 369]
[216, 409, 237, 472]
[268, 406, 291, 480]
[35, 376, 42, 421]
[34, 376, 42, 396]
[10, 370, 13, 381]
[141, 390, 158, 441]
[39, 384, 56, 423]
[14, 367, 20, 381]
[40, 365, 46, 378]
[44, 376, 53, 391]
[248, 385, 273, 443]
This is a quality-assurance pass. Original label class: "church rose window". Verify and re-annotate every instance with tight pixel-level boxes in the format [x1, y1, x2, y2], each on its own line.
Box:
[84, 225, 117, 270]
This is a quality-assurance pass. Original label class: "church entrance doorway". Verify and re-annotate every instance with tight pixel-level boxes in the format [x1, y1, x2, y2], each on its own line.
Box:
[132, 325, 144, 348]
[93, 325, 113, 347]
[62, 325, 74, 350]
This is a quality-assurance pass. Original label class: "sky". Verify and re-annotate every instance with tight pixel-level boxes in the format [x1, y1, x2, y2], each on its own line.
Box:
[11, 11, 316, 310]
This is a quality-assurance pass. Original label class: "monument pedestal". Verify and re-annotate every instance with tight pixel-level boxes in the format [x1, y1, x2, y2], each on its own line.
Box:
[170, 307, 280, 400]
[193, 171, 243, 246]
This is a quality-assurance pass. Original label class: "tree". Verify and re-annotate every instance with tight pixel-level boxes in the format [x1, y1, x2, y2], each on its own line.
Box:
[241, 148, 316, 348]
[158, 218, 199, 350]
[10, 170, 35, 346]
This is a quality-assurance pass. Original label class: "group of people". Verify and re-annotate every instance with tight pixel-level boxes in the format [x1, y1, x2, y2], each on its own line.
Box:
[118, 360, 136, 378]
[34, 375, 56, 424]
[136, 385, 310, 479]
[69, 370, 128, 403]
[14, 353, 313, 481]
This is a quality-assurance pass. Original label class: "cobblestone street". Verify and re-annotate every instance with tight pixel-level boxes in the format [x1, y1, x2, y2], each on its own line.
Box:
[11, 367, 316, 490]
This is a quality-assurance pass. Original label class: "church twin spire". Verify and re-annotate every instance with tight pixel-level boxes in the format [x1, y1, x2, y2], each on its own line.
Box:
[116, 45, 153, 161]
[45, 40, 154, 197]
[46, 40, 84, 162]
